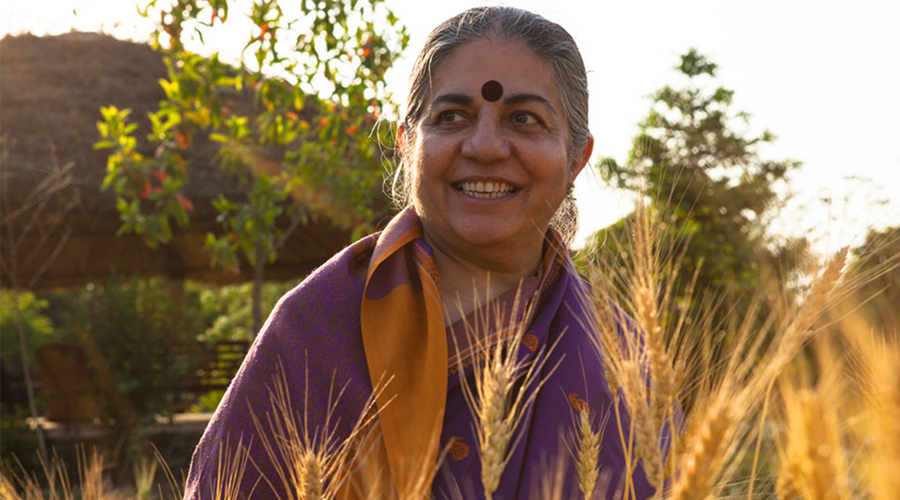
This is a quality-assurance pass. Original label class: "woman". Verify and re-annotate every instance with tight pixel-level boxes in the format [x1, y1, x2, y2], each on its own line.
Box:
[185, 6, 654, 499]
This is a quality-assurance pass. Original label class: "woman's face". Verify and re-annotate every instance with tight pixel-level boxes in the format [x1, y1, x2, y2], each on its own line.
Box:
[404, 38, 591, 262]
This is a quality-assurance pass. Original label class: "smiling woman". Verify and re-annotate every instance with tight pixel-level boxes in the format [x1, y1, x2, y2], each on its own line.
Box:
[403, 37, 591, 322]
[185, 6, 654, 500]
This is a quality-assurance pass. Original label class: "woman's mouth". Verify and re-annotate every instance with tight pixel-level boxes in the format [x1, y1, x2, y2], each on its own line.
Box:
[454, 181, 519, 199]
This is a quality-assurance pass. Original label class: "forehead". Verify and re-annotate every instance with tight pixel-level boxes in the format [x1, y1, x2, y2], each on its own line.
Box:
[428, 39, 561, 108]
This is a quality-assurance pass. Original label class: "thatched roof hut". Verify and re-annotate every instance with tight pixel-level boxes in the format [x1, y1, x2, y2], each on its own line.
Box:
[1, 32, 378, 290]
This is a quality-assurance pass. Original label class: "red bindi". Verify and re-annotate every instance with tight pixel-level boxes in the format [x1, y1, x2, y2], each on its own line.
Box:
[481, 80, 503, 102]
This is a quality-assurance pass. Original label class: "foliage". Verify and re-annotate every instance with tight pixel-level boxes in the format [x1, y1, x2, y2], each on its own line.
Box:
[59, 277, 196, 421]
[193, 389, 227, 412]
[587, 49, 810, 317]
[96, 0, 407, 331]
[186, 280, 294, 342]
[0, 406, 42, 472]
[0, 292, 62, 375]
[844, 225, 900, 335]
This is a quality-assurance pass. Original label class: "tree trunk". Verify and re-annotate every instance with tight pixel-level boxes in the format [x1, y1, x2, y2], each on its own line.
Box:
[13, 292, 48, 463]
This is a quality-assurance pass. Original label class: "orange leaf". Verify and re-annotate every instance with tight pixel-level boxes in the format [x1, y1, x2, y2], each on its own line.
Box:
[259, 23, 268, 38]
[152, 170, 167, 183]
[344, 125, 358, 135]
[361, 47, 372, 58]
[174, 153, 186, 172]
[175, 193, 194, 212]
[285, 111, 299, 121]
[141, 178, 151, 199]
[319, 117, 328, 127]
[176, 130, 191, 149]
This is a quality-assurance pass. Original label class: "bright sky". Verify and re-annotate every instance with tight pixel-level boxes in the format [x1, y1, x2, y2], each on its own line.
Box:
[4, 0, 899, 256]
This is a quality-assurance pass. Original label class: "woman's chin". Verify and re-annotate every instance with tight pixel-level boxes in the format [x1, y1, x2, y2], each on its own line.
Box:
[448, 222, 541, 253]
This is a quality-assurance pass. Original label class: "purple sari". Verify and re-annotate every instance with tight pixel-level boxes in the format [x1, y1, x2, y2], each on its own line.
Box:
[184, 208, 654, 499]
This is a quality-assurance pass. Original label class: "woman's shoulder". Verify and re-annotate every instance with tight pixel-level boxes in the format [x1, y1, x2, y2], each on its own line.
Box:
[260, 233, 380, 339]
[280, 233, 378, 306]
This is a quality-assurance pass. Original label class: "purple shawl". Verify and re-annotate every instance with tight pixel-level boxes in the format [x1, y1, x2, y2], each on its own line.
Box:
[184, 208, 654, 499]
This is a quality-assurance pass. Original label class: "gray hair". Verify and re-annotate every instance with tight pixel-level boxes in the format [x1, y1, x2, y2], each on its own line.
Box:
[390, 6, 589, 244]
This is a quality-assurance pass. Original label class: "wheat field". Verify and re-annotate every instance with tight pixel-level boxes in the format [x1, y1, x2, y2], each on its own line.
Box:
[3, 202, 897, 500]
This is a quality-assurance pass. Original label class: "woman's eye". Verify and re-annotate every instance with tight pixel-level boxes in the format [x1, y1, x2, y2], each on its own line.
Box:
[512, 111, 540, 126]
[437, 110, 466, 124]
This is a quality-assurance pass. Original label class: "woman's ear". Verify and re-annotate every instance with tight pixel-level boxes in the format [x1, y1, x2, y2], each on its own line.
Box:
[397, 123, 407, 157]
[570, 134, 594, 184]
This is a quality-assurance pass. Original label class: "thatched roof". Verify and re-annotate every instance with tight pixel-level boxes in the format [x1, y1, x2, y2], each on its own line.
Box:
[0, 32, 375, 290]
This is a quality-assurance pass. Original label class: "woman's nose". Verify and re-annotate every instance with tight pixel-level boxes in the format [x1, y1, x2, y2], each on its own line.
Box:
[461, 115, 510, 162]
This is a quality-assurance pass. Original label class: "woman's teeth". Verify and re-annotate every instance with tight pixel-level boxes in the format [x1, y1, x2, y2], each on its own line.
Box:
[458, 181, 515, 199]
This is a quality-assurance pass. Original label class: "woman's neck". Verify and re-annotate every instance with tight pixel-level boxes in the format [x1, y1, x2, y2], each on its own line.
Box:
[423, 232, 544, 324]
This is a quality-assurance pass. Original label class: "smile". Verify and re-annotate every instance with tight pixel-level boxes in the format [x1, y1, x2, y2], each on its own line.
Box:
[454, 181, 519, 199]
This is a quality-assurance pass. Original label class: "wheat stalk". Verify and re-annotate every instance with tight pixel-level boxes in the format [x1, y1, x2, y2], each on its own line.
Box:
[249, 358, 389, 500]
[132, 454, 157, 500]
[671, 399, 733, 500]
[776, 386, 851, 500]
[619, 359, 664, 490]
[775, 465, 802, 500]
[761, 247, 848, 384]
[212, 437, 256, 500]
[454, 283, 559, 500]
[631, 207, 675, 424]
[573, 405, 603, 499]
[844, 326, 900, 500]
[297, 449, 323, 500]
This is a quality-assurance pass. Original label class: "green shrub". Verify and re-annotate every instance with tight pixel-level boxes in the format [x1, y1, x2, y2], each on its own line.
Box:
[187, 281, 294, 342]
[59, 276, 195, 421]
[0, 292, 61, 375]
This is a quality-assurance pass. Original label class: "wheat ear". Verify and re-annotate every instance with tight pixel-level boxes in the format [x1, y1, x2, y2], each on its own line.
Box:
[249, 358, 388, 500]
[671, 399, 733, 500]
[620, 360, 663, 490]
[763, 247, 848, 383]
[776, 383, 851, 500]
[455, 283, 558, 500]
[845, 329, 900, 500]
[574, 405, 603, 499]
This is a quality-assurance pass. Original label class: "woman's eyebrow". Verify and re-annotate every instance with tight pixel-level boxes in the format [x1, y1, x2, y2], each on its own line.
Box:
[504, 94, 557, 116]
[431, 93, 474, 107]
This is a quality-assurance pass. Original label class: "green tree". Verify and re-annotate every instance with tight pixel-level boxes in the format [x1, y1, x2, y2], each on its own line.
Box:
[588, 49, 809, 329]
[96, 0, 408, 333]
[843, 225, 900, 335]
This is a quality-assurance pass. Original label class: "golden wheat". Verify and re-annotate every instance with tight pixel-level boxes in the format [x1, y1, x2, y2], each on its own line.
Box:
[844, 325, 900, 500]
[249, 359, 387, 500]
[671, 398, 733, 500]
[573, 406, 602, 499]
[454, 283, 558, 500]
